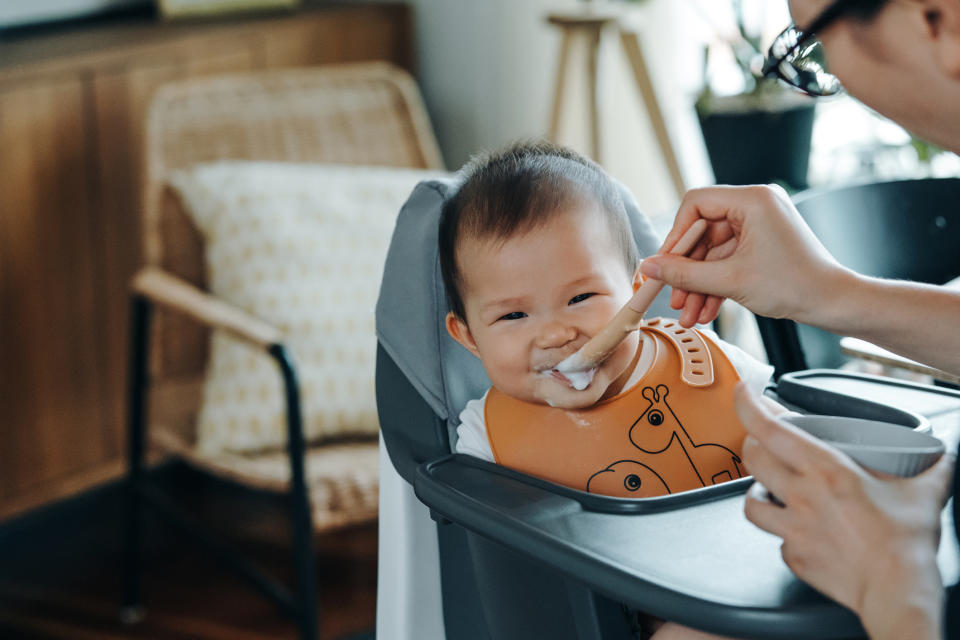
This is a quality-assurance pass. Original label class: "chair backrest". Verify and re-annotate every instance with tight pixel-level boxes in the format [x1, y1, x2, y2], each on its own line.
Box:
[142, 62, 443, 442]
[375, 178, 676, 483]
[756, 177, 960, 376]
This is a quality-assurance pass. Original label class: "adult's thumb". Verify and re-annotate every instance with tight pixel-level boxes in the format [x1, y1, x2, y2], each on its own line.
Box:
[640, 254, 732, 298]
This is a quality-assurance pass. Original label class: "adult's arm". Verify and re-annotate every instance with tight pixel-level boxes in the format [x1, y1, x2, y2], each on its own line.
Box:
[639, 185, 960, 375]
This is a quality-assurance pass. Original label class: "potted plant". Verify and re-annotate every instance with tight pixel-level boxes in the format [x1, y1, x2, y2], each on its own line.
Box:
[695, 0, 817, 190]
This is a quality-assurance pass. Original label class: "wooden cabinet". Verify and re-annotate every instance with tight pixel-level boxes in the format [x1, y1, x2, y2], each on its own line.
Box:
[0, 4, 413, 521]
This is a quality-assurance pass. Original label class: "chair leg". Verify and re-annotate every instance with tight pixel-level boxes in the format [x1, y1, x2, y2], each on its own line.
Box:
[121, 296, 151, 624]
[755, 316, 808, 379]
[270, 344, 320, 640]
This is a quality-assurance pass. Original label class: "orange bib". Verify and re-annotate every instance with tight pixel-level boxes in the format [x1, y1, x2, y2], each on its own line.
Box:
[485, 318, 746, 498]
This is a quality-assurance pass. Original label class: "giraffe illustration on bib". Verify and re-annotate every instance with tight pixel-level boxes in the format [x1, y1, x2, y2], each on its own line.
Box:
[629, 384, 743, 489]
[586, 459, 670, 496]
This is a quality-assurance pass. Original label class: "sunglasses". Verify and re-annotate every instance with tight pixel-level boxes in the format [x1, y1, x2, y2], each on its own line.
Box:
[759, 0, 882, 96]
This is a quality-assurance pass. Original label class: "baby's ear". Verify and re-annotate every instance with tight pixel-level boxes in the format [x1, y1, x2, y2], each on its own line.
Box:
[632, 265, 645, 293]
[445, 311, 481, 358]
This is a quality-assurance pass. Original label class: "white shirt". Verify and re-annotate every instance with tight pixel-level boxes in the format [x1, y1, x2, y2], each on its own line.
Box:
[455, 330, 774, 462]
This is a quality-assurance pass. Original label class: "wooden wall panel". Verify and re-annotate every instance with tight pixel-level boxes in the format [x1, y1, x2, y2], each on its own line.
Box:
[0, 78, 105, 500]
[261, 5, 413, 71]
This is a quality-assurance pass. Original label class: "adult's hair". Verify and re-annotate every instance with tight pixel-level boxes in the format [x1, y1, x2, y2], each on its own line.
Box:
[439, 140, 639, 321]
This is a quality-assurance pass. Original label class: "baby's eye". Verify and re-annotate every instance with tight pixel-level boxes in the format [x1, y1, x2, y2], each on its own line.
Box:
[568, 293, 596, 305]
[497, 311, 527, 321]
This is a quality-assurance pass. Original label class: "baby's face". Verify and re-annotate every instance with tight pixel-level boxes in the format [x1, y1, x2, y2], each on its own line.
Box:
[446, 202, 641, 409]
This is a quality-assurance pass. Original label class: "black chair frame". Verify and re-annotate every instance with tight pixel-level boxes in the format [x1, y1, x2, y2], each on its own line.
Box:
[121, 295, 319, 640]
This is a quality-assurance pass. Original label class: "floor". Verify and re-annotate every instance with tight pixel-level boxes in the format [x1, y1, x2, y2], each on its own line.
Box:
[0, 462, 377, 639]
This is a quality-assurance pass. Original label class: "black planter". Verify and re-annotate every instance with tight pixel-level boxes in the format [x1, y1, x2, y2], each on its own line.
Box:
[698, 102, 816, 190]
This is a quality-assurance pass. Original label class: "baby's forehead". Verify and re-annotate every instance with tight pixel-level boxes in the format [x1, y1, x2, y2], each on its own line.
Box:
[456, 215, 630, 287]
[457, 205, 617, 255]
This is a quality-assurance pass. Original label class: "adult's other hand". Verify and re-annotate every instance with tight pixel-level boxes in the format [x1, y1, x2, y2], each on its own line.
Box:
[737, 383, 954, 640]
[640, 185, 847, 328]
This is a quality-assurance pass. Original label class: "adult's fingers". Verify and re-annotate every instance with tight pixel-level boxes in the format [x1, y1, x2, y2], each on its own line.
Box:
[678, 293, 706, 328]
[684, 236, 737, 323]
[657, 186, 750, 253]
[670, 287, 688, 311]
[733, 383, 832, 474]
[658, 207, 738, 312]
[686, 240, 710, 263]
[656, 211, 702, 256]
[671, 290, 720, 323]
[915, 453, 956, 507]
[742, 435, 799, 503]
[670, 240, 710, 325]
[744, 486, 793, 538]
[704, 235, 738, 262]
[696, 295, 724, 325]
[640, 254, 738, 304]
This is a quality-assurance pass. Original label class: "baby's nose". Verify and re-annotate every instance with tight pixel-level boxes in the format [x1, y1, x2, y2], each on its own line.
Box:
[535, 322, 577, 349]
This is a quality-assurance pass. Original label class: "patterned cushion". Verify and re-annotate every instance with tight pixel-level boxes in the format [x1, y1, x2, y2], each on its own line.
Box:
[168, 162, 447, 454]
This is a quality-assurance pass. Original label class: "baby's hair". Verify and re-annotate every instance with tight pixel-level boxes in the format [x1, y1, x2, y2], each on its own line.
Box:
[439, 140, 639, 321]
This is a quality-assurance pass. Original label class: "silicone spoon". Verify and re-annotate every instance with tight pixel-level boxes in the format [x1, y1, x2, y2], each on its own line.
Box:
[554, 218, 708, 387]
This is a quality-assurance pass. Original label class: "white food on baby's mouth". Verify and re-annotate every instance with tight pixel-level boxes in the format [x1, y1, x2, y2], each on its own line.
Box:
[551, 351, 597, 390]
[562, 367, 596, 390]
[541, 366, 597, 391]
[554, 351, 587, 374]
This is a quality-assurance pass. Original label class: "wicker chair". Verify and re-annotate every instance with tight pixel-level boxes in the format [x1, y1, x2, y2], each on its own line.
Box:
[122, 62, 444, 639]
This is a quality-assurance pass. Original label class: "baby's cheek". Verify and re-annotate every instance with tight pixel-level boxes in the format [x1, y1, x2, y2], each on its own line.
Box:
[487, 345, 522, 376]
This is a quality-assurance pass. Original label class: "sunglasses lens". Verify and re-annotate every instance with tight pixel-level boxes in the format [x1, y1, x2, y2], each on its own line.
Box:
[767, 27, 843, 97]
[770, 26, 800, 60]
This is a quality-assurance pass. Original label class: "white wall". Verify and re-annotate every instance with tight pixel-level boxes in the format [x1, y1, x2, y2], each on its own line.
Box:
[340, 0, 726, 218]
[403, 0, 579, 167]
[340, 1, 802, 219]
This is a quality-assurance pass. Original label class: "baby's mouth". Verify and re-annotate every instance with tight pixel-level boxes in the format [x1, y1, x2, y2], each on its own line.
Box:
[544, 367, 597, 391]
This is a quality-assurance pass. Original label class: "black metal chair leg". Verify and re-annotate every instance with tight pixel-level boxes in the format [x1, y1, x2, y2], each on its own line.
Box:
[121, 296, 151, 624]
[271, 344, 320, 640]
[755, 316, 807, 379]
[119, 302, 319, 635]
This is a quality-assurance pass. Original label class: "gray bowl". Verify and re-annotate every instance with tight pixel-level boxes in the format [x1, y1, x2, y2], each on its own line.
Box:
[782, 414, 945, 477]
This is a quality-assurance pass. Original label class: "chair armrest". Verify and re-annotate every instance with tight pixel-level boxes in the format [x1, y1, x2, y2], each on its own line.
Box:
[131, 267, 282, 349]
[840, 336, 960, 384]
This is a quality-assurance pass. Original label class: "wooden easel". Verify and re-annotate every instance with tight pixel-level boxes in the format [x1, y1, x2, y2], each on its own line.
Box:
[547, 9, 687, 199]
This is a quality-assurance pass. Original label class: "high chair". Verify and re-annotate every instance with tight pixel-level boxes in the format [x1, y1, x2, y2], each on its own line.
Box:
[374, 176, 960, 639]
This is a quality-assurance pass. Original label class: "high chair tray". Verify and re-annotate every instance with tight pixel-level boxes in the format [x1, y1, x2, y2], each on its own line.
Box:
[414, 370, 960, 639]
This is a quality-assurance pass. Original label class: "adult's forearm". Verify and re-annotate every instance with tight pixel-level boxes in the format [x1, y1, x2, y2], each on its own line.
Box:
[797, 269, 960, 376]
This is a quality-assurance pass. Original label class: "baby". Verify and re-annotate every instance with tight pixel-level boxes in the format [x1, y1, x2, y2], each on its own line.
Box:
[440, 141, 774, 501]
